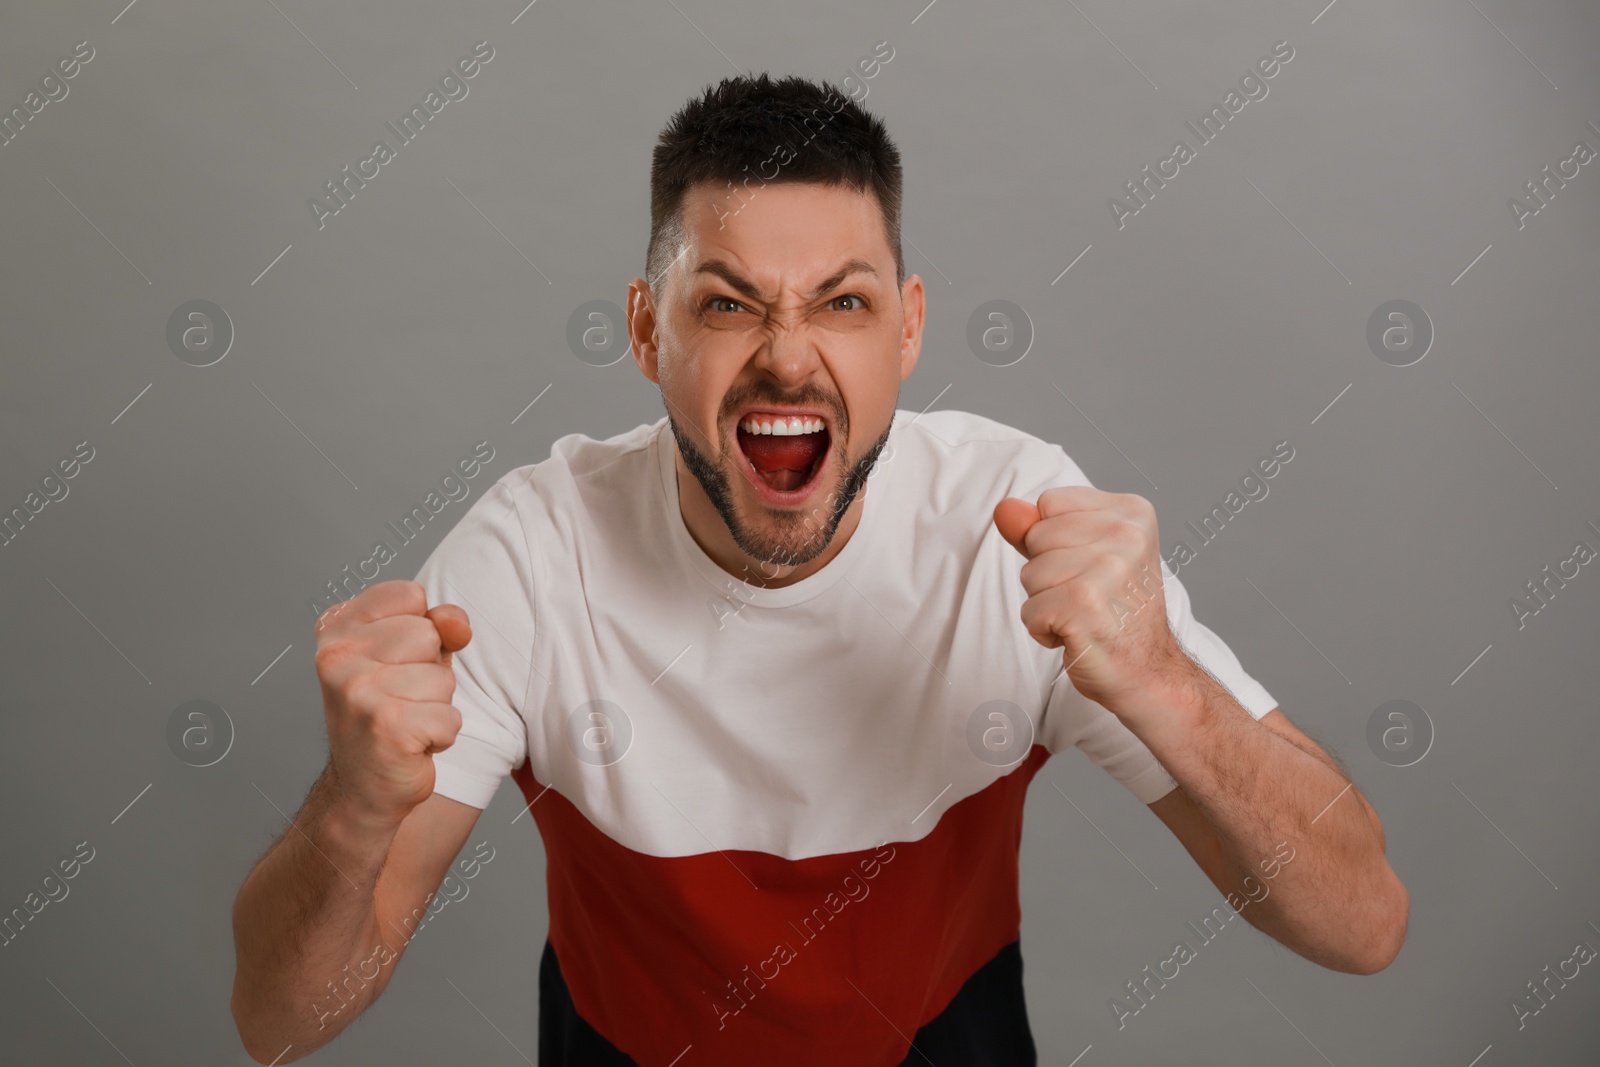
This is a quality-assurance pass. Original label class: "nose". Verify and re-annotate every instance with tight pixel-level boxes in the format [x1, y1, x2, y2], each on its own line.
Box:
[749, 315, 823, 388]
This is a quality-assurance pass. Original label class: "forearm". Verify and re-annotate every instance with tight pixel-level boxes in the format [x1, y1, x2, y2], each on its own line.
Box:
[1120, 664, 1406, 973]
[231, 766, 403, 1062]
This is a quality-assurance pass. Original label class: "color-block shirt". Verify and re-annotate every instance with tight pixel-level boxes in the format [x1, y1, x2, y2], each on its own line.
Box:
[413, 408, 1278, 1065]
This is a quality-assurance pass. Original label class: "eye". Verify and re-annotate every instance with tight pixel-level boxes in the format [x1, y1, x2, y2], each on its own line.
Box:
[828, 294, 866, 311]
[705, 296, 747, 314]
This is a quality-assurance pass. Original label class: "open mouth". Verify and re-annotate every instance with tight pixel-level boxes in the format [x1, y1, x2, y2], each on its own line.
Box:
[735, 413, 831, 497]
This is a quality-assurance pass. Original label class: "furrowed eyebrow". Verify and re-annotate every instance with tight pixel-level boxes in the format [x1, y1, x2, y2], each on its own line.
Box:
[692, 258, 880, 304]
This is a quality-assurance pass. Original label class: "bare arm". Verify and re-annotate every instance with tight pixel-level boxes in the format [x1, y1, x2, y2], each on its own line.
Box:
[990, 489, 1406, 974]
[230, 581, 486, 1063]
[1138, 681, 1408, 974]
[231, 772, 480, 1062]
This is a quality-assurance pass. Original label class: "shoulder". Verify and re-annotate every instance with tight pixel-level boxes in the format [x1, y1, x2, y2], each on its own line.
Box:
[487, 417, 663, 512]
[435, 418, 664, 566]
[891, 407, 1094, 496]
[532, 417, 663, 487]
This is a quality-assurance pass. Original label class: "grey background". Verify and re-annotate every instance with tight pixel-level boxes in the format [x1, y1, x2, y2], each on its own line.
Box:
[2, 0, 1596, 1062]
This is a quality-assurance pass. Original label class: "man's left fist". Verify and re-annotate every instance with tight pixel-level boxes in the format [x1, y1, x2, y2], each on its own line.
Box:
[993, 487, 1185, 712]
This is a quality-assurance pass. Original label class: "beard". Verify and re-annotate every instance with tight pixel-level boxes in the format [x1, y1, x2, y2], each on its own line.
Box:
[666, 390, 894, 570]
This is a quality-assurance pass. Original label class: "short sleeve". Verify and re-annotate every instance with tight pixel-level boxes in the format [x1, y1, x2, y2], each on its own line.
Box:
[1162, 561, 1278, 723]
[1041, 560, 1280, 804]
[411, 482, 535, 809]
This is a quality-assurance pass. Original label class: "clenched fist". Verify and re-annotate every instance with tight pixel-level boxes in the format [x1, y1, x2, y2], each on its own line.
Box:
[993, 488, 1186, 714]
[313, 580, 472, 829]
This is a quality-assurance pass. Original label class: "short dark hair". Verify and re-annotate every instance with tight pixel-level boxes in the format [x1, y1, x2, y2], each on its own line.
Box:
[646, 73, 904, 293]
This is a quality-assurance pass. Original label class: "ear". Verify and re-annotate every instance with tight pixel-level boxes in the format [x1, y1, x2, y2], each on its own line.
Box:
[627, 277, 660, 383]
[898, 273, 925, 382]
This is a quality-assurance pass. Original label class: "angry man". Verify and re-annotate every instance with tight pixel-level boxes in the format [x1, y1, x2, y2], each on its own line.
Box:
[231, 73, 1408, 1066]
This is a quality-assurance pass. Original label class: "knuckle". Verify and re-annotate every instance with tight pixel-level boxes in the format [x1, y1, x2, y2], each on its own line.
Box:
[341, 673, 381, 713]
[394, 580, 429, 612]
[314, 640, 354, 674]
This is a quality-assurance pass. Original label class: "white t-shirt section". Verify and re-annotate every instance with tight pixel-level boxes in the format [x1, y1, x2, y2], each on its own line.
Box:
[412, 409, 1278, 859]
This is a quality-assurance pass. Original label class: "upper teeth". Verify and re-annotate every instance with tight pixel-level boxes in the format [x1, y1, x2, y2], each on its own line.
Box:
[739, 415, 825, 435]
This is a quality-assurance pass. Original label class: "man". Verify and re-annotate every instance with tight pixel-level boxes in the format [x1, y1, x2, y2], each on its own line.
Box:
[232, 74, 1407, 1065]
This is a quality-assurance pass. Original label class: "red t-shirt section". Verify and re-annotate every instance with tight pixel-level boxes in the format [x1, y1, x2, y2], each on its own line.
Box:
[512, 744, 1053, 1065]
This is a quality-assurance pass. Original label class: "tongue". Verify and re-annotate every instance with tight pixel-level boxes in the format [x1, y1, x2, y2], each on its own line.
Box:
[739, 429, 826, 493]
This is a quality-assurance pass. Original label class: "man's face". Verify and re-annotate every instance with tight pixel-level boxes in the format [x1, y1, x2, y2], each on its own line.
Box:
[629, 180, 923, 569]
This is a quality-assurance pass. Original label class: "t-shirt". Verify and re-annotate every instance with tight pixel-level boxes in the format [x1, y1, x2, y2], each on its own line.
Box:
[412, 407, 1278, 1065]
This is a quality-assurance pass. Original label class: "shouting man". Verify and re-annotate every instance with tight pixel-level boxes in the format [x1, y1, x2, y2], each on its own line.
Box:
[232, 73, 1407, 1066]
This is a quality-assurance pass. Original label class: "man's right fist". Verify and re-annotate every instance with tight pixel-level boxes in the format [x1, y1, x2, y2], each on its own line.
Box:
[313, 580, 472, 828]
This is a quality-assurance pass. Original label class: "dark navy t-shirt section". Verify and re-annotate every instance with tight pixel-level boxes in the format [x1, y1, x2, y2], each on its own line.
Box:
[537, 937, 1039, 1065]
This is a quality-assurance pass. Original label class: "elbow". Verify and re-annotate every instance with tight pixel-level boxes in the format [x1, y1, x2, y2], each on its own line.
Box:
[232, 974, 310, 1065]
[1345, 873, 1410, 975]
[232, 989, 282, 1065]
[233, 1013, 278, 1065]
